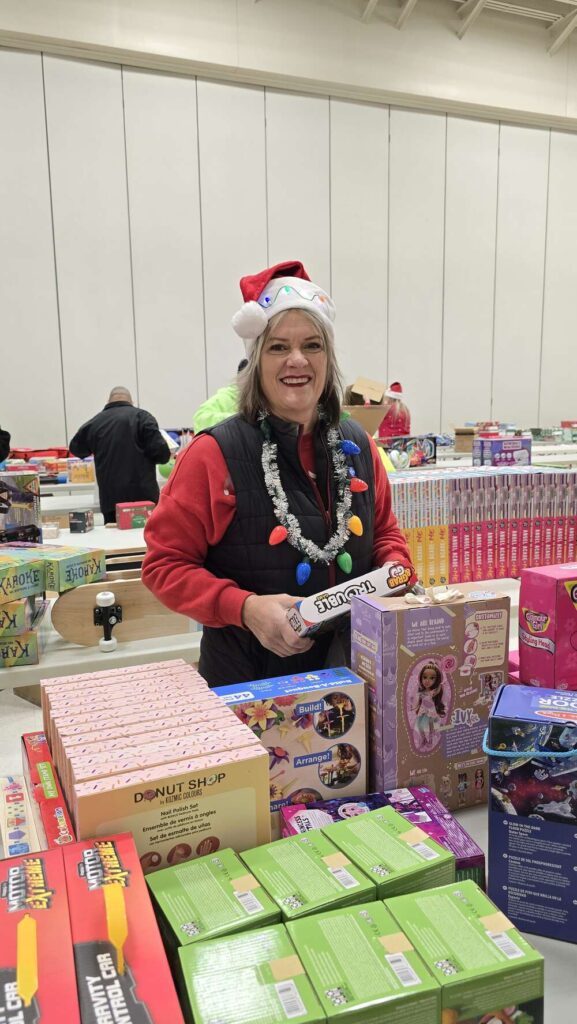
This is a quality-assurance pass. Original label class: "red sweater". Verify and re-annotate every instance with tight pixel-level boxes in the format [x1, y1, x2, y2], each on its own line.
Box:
[378, 405, 411, 440]
[142, 431, 413, 628]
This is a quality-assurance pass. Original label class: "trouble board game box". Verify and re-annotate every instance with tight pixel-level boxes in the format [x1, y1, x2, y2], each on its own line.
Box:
[519, 562, 577, 690]
[178, 924, 324, 1024]
[0, 847, 80, 1022]
[351, 583, 510, 810]
[116, 501, 156, 529]
[487, 683, 577, 942]
[62, 832, 184, 1023]
[322, 805, 455, 899]
[147, 848, 280, 949]
[281, 786, 485, 886]
[388, 880, 544, 1024]
[241, 831, 376, 920]
[287, 902, 440, 1023]
[215, 667, 367, 836]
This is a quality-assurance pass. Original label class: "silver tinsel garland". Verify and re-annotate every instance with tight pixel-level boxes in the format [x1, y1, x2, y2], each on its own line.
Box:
[261, 425, 352, 563]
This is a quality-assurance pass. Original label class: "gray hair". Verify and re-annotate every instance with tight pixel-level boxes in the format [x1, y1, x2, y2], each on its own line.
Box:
[237, 309, 343, 427]
[108, 386, 133, 403]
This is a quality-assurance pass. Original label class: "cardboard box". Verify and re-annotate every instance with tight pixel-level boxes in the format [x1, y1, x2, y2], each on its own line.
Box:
[322, 805, 455, 899]
[0, 775, 41, 857]
[388, 880, 545, 1024]
[453, 426, 477, 453]
[147, 847, 280, 948]
[0, 848, 81, 1023]
[287, 902, 441, 1023]
[0, 599, 49, 668]
[487, 684, 577, 942]
[21, 732, 76, 850]
[342, 377, 386, 436]
[473, 435, 532, 466]
[178, 924, 324, 1024]
[281, 785, 485, 886]
[351, 583, 510, 809]
[69, 509, 94, 533]
[0, 553, 44, 604]
[0, 470, 41, 546]
[241, 832, 376, 920]
[0, 596, 35, 635]
[68, 459, 95, 483]
[215, 668, 368, 835]
[73, 745, 271, 874]
[519, 562, 577, 690]
[286, 565, 412, 637]
[62, 833, 185, 1023]
[116, 501, 156, 529]
[0, 543, 106, 593]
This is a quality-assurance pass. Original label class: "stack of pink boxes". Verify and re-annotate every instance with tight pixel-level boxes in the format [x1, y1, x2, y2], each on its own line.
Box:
[41, 659, 271, 873]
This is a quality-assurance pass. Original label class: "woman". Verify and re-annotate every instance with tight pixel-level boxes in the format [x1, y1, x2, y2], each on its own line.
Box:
[142, 260, 414, 685]
[377, 382, 411, 440]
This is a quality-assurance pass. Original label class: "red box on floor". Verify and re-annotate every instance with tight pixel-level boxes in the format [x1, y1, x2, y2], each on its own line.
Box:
[115, 501, 155, 529]
[62, 832, 184, 1024]
[0, 847, 80, 1022]
[21, 731, 76, 850]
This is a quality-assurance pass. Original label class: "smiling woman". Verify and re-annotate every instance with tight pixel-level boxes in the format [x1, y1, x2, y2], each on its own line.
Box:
[142, 260, 415, 685]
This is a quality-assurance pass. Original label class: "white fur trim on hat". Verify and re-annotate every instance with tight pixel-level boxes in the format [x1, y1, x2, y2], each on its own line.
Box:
[232, 276, 335, 352]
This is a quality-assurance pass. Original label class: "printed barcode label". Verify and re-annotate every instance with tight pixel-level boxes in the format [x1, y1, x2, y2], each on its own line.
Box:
[409, 842, 439, 861]
[488, 931, 524, 960]
[235, 890, 264, 915]
[330, 866, 359, 889]
[275, 980, 307, 1019]
[385, 953, 421, 987]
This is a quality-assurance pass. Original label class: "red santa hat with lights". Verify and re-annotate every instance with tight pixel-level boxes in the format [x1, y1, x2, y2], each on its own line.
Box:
[232, 260, 336, 353]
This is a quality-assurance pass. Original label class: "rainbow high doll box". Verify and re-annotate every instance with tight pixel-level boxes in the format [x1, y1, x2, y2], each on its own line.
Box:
[351, 583, 509, 810]
[487, 683, 577, 942]
[215, 667, 367, 836]
[519, 562, 577, 690]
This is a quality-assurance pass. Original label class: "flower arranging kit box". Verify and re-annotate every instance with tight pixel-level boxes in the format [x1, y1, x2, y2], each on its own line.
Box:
[178, 924, 324, 1024]
[487, 683, 577, 943]
[287, 902, 441, 1024]
[519, 562, 577, 690]
[215, 667, 367, 835]
[241, 831, 376, 920]
[351, 583, 510, 809]
[321, 806, 455, 900]
[388, 880, 544, 1024]
[281, 786, 485, 886]
[147, 847, 280, 950]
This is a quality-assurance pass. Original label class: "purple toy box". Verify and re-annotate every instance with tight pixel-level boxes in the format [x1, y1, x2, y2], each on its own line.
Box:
[519, 562, 577, 691]
[487, 683, 577, 942]
[473, 435, 531, 467]
[280, 786, 485, 887]
[351, 583, 510, 810]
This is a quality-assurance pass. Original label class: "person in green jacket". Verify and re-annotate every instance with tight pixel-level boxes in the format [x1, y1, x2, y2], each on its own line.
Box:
[192, 360, 248, 433]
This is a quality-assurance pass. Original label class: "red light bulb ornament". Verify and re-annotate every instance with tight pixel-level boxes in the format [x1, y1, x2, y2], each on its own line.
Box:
[269, 525, 288, 546]
[350, 477, 368, 493]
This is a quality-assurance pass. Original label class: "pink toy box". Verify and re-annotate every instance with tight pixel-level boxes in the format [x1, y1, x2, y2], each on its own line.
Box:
[519, 563, 577, 691]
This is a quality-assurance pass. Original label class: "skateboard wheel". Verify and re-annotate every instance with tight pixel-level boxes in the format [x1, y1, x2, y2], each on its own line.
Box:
[96, 591, 116, 607]
[99, 637, 118, 652]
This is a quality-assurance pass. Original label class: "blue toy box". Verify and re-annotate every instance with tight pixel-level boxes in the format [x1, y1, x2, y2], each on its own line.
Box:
[215, 668, 367, 837]
[487, 683, 577, 942]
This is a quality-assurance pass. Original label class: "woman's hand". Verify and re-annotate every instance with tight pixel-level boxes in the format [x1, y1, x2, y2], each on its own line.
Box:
[242, 593, 314, 658]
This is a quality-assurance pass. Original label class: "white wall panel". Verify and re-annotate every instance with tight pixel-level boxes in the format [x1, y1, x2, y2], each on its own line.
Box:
[442, 117, 499, 430]
[0, 50, 65, 446]
[197, 80, 267, 392]
[43, 56, 136, 436]
[492, 125, 549, 425]
[330, 99, 388, 386]
[388, 109, 446, 435]
[540, 130, 577, 425]
[266, 90, 330, 288]
[123, 69, 205, 428]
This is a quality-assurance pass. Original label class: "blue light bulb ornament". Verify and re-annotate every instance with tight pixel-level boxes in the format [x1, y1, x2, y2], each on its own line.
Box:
[336, 550, 353, 574]
[340, 440, 361, 456]
[296, 559, 312, 586]
[348, 467, 356, 478]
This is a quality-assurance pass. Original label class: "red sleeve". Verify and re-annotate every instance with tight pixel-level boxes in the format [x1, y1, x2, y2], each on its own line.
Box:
[368, 435, 415, 576]
[142, 435, 253, 628]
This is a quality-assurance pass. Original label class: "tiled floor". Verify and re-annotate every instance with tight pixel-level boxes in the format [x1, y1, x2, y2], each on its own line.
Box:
[0, 689, 572, 1021]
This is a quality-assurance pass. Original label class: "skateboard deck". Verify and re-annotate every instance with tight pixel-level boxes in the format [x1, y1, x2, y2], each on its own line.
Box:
[51, 576, 191, 647]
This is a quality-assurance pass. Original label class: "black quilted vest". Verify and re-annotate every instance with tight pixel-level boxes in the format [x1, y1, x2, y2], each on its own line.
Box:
[199, 414, 375, 685]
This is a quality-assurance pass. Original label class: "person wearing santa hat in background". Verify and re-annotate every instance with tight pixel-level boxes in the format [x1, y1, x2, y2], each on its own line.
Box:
[377, 382, 412, 440]
[142, 260, 414, 686]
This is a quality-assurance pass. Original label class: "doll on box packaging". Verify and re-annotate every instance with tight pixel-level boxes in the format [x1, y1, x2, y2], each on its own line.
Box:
[413, 662, 446, 748]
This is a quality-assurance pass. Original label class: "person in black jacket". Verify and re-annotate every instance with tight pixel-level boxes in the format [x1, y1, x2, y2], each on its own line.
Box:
[69, 387, 170, 523]
[0, 427, 10, 463]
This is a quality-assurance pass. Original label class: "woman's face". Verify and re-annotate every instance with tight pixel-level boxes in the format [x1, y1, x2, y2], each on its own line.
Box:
[259, 310, 328, 430]
[421, 668, 438, 689]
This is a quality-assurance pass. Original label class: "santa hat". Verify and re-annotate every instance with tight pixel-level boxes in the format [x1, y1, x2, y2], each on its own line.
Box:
[385, 381, 405, 400]
[232, 260, 335, 352]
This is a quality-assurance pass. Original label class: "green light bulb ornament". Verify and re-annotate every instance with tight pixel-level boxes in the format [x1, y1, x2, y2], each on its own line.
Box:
[336, 551, 353, 574]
